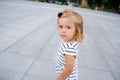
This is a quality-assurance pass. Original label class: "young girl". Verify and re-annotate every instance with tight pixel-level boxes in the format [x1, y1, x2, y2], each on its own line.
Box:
[55, 9, 84, 80]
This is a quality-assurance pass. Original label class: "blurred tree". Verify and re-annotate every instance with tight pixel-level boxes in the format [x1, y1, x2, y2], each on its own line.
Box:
[81, 0, 88, 6]
[87, 0, 120, 12]
[102, 0, 120, 12]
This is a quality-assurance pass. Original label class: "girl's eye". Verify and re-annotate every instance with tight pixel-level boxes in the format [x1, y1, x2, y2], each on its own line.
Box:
[58, 26, 63, 28]
[67, 26, 71, 29]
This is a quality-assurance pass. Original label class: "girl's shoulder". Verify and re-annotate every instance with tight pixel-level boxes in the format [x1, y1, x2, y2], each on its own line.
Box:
[62, 42, 79, 56]
[62, 42, 79, 49]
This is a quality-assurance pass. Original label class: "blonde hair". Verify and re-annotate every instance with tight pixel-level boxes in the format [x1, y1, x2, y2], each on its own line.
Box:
[58, 9, 84, 42]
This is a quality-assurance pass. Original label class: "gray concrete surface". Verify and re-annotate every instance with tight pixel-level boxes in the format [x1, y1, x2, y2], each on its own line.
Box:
[0, 0, 120, 80]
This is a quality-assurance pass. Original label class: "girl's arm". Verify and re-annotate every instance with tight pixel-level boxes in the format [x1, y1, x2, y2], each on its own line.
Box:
[56, 54, 75, 80]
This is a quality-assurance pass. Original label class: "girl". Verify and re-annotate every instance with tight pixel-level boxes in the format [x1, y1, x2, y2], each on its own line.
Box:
[55, 9, 84, 80]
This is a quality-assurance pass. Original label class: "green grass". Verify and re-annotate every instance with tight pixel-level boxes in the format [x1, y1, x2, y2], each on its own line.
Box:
[79, 5, 91, 9]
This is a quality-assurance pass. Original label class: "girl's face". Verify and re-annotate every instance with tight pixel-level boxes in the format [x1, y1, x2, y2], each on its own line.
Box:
[58, 17, 76, 42]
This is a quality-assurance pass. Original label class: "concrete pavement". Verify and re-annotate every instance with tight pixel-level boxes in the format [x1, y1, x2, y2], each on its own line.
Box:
[0, 0, 120, 80]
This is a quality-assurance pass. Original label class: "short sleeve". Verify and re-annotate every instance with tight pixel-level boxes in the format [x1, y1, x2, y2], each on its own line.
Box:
[64, 43, 78, 56]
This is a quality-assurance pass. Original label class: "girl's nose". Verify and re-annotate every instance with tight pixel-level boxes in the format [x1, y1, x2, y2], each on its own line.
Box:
[61, 28, 66, 33]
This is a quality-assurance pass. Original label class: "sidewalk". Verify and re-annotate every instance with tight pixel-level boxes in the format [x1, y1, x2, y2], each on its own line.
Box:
[0, 0, 120, 80]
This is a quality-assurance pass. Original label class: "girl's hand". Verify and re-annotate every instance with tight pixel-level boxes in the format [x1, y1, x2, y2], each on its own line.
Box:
[56, 76, 62, 80]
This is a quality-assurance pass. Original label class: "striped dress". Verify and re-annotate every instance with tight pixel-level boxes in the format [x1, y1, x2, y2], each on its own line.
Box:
[55, 42, 79, 80]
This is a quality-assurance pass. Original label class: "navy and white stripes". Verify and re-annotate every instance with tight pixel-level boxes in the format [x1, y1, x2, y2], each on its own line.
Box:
[55, 42, 79, 80]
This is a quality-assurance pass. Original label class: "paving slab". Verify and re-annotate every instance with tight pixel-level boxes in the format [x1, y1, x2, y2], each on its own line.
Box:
[0, 52, 34, 80]
[22, 58, 57, 80]
[5, 17, 57, 57]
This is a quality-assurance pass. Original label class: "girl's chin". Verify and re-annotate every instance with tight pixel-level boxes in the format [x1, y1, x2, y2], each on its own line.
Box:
[62, 38, 75, 42]
[61, 37, 74, 42]
[62, 39, 71, 42]
[61, 38, 68, 42]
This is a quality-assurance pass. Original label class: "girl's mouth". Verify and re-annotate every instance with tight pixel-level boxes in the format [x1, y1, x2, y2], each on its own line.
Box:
[61, 35, 66, 37]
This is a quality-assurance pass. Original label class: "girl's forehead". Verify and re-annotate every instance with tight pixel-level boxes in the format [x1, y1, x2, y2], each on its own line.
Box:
[58, 17, 75, 28]
[59, 17, 73, 23]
